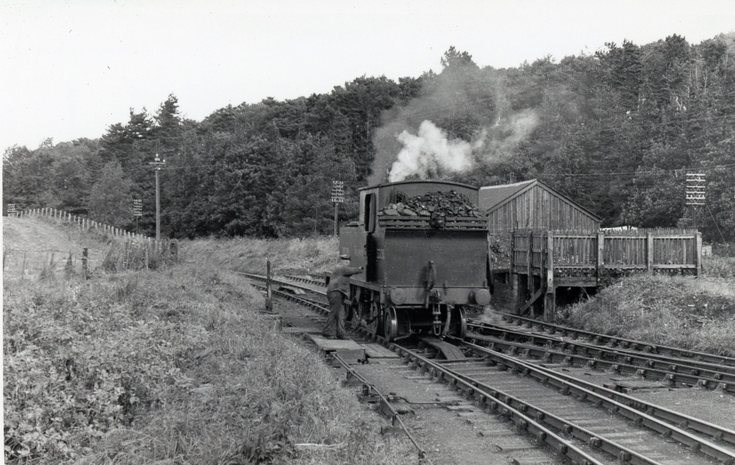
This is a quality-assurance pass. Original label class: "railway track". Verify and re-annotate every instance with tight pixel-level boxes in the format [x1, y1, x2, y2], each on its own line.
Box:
[245, 273, 735, 389]
[242, 272, 735, 465]
[466, 321, 735, 394]
[249, 272, 735, 388]
[396, 340, 735, 465]
[496, 313, 735, 369]
[468, 320, 735, 376]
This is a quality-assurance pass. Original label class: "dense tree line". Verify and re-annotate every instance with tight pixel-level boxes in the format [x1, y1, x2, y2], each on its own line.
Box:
[3, 33, 735, 242]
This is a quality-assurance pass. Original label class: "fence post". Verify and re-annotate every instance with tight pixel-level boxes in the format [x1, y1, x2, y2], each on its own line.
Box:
[544, 233, 555, 322]
[82, 248, 89, 279]
[266, 258, 273, 312]
[596, 231, 604, 285]
[526, 230, 533, 295]
[695, 232, 702, 276]
[646, 232, 654, 274]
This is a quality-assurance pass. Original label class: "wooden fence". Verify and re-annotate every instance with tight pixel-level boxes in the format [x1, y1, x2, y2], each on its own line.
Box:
[509, 229, 702, 321]
[512, 229, 702, 282]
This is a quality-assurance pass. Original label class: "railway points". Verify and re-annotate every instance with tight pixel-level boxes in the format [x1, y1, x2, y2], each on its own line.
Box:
[497, 313, 735, 368]
[244, 273, 735, 465]
[464, 322, 735, 394]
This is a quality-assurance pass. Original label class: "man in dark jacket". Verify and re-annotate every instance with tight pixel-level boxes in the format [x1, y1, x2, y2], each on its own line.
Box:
[322, 255, 363, 339]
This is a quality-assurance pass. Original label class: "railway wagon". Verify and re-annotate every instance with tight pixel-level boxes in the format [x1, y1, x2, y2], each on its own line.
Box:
[340, 180, 491, 341]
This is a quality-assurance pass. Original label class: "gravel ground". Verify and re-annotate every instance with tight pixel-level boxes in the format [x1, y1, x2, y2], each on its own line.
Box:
[632, 388, 735, 430]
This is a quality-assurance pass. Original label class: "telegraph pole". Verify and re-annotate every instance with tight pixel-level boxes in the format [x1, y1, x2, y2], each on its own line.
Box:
[148, 153, 166, 240]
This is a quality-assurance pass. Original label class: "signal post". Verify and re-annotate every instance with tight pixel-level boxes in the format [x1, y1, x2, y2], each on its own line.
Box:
[331, 180, 344, 236]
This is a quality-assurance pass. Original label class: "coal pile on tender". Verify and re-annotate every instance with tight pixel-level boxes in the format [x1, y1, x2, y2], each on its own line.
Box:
[381, 190, 481, 218]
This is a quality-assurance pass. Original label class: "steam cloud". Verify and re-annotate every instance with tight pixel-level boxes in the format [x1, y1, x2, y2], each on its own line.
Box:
[386, 111, 539, 182]
[388, 120, 479, 182]
[370, 65, 540, 185]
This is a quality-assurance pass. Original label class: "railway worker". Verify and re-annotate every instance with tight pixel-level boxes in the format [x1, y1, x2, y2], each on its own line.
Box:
[322, 254, 363, 339]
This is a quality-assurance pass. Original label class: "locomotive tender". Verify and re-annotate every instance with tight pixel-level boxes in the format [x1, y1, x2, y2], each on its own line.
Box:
[340, 180, 492, 341]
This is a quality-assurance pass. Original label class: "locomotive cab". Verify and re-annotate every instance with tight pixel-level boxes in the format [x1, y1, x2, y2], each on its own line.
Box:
[340, 180, 491, 341]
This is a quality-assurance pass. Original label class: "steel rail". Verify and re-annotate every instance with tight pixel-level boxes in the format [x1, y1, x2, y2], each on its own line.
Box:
[245, 273, 735, 460]
[451, 338, 735, 464]
[248, 281, 329, 315]
[592, 344, 735, 376]
[283, 274, 326, 287]
[240, 272, 327, 296]
[467, 322, 735, 389]
[246, 275, 601, 464]
[495, 313, 735, 367]
[247, 272, 735, 372]
[390, 344, 607, 465]
[331, 352, 430, 465]
[246, 280, 432, 464]
[525, 360, 735, 448]
[393, 344, 664, 465]
[469, 320, 735, 376]
[247, 274, 734, 390]
[465, 330, 735, 394]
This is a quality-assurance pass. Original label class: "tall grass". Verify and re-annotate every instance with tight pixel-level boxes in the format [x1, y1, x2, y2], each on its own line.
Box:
[702, 255, 735, 279]
[4, 262, 412, 464]
[183, 236, 340, 275]
[561, 273, 735, 355]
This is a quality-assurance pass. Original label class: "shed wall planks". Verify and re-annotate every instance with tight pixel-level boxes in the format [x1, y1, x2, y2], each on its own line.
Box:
[487, 184, 600, 233]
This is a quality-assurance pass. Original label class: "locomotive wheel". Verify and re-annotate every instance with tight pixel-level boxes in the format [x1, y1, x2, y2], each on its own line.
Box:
[451, 306, 467, 339]
[383, 306, 399, 342]
[348, 299, 363, 331]
[366, 301, 382, 339]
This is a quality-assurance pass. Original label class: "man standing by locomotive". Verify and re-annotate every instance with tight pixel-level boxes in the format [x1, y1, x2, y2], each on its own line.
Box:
[322, 255, 363, 339]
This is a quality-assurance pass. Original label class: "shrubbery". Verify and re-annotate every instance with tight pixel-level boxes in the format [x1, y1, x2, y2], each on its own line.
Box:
[4, 263, 409, 464]
[561, 272, 735, 356]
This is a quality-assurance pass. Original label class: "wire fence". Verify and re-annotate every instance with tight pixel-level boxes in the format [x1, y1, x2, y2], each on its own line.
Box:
[14, 207, 148, 241]
[4, 208, 178, 279]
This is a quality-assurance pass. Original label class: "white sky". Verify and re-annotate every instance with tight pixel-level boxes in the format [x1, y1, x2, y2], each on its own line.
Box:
[1, 0, 734, 152]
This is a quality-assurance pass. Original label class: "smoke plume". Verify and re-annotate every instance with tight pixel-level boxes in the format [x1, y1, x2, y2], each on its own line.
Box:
[370, 65, 540, 185]
[385, 111, 538, 182]
[388, 120, 479, 182]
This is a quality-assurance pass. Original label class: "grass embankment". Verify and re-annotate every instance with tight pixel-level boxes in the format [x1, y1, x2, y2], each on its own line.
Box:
[4, 261, 411, 464]
[561, 256, 735, 356]
[183, 236, 339, 276]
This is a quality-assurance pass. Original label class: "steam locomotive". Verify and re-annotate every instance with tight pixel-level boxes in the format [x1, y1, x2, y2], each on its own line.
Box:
[340, 180, 491, 341]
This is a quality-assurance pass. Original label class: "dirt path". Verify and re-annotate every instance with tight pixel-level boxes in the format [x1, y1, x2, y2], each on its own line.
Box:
[3, 216, 108, 279]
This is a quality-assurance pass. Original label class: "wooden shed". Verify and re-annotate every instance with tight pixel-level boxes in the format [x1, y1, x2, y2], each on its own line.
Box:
[479, 179, 601, 233]
[479, 179, 601, 311]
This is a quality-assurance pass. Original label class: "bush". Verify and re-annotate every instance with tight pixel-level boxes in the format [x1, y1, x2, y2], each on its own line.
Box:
[702, 255, 735, 279]
[4, 262, 411, 465]
[183, 236, 340, 275]
[101, 239, 178, 271]
[561, 274, 735, 356]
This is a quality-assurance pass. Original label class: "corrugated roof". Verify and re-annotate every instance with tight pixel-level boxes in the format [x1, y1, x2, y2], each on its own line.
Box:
[478, 180, 536, 211]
